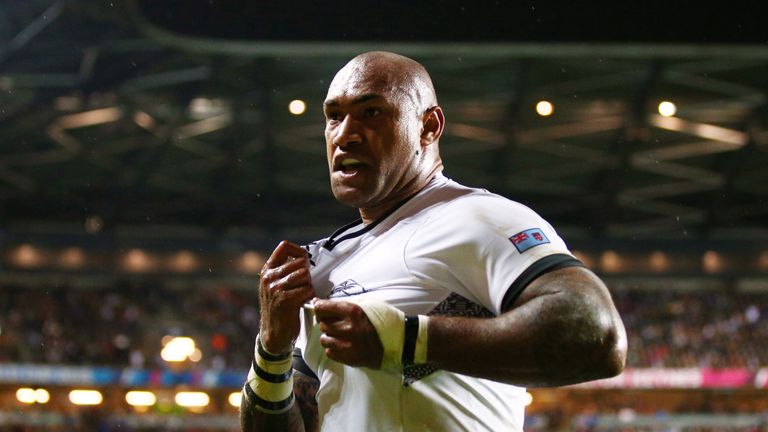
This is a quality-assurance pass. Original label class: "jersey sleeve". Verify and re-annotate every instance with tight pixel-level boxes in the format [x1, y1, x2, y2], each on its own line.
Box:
[403, 193, 580, 316]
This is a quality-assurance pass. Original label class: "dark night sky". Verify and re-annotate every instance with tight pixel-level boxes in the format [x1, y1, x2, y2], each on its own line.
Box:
[136, 1, 767, 44]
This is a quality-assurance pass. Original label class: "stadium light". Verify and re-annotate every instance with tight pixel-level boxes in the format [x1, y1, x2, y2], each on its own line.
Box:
[601, 250, 621, 273]
[523, 391, 533, 407]
[69, 389, 103, 405]
[175, 391, 210, 407]
[289, 99, 307, 115]
[161, 336, 198, 362]
[16, 388, 36, 404]
[169, 250, 197, 272]
[649, 251, 670, 272]
[60, 247, 86, 269]
[658, 101, 677, 117]
[35, 389, 50, 404]
[228, 392, 242, 408]
[126, 391, 157, 407]
[535, 100, 554, 116]
[703, 251, 723, 273]
[240, 251, 263, 274]
[123, 248, 155, 272]
[12, 244, 43, 268]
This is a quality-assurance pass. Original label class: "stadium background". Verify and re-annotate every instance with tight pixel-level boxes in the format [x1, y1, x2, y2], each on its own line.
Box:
[1, 1, 767, 430]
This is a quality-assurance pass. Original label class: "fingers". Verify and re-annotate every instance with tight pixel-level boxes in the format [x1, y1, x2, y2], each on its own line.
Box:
[264, 240, 308, 270]
[263, 260, 310, 289]
[314, 299, 358, 321]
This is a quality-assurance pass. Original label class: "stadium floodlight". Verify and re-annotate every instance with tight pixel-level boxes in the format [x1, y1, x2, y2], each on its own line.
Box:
[175, 391, 210, 407]
[289, 99, 307, 115]
[34, 389, 50, 404]
[126, 391, 157, 407]
[239, 251, 263, 274]
[69, 389, 103, 405]
[536, 100, 554, 116]
[161, 336, 197, 362]
[228, 392, 242, 407]
[658, 101, 677, 117]
[524, 392, 533, 407]
[16, 388, 36, 404]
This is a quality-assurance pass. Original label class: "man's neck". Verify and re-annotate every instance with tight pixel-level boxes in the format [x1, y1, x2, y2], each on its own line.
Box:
[358, 168, 442, 225]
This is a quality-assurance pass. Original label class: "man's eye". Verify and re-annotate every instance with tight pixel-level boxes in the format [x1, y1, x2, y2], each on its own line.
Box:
[326, 112, 341, 122]
[364, 107, 381, 117]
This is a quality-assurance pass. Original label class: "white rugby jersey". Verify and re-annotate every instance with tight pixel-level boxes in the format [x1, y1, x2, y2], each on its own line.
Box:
[295, 173, 580, 432]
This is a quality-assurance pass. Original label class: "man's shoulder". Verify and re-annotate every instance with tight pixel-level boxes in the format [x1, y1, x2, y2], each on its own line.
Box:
[424, 177, 538, 221]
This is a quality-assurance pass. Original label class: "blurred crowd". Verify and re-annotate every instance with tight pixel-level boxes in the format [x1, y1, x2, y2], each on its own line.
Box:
[0, 281, 259, 371]
[613, 288, 768, 368]
[1, 281, 767, 371]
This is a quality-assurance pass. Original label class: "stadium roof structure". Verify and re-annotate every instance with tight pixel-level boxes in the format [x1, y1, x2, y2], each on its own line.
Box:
[2, 1, 767, 249]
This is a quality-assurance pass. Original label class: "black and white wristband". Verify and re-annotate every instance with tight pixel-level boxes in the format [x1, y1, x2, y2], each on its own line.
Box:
[243, 335, 294, 414]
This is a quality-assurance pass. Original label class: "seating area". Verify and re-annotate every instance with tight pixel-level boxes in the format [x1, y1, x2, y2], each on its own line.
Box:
[1, 280, 766, 371]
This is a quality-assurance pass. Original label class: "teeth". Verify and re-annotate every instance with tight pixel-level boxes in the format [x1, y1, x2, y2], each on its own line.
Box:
[341, 158, 361, 167]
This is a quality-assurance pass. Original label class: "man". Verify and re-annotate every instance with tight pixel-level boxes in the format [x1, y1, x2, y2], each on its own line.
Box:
[241, 51, 627, 432]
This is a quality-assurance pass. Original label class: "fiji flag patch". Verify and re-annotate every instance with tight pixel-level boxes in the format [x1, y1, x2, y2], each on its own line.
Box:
[509, 228, 550, 253]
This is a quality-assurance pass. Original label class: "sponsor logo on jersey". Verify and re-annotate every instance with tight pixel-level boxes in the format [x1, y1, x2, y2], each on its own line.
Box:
[509, 228, 549, 253]
[329, 279, 369, 297]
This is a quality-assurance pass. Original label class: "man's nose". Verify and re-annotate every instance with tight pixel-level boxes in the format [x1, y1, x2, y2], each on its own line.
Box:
[332, 115, 362, 148]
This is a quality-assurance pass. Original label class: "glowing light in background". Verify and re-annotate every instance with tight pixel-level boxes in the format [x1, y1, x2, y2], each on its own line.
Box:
[536, 100, 554, 116]
[228, 392, 242, 407]
[69, 389, 103, 405]
[702, 250, 723, 273]
[240, 251, 263, 274]
[123, 248, 154, 272]
[161, 336, 198, 362]
[169, 250, 197, 273]
[649, 251, 670, 272]
[658, 101, 677, 117]
[11, 244, 42, 268]
[126, 391, 157, 407]
[35, 389, 50, 404]
[524, 391, 533, 406]
[175, 391, 210, 407]
[60, 247, 86, 269]
[601, 250, 622, 273]
[289, 99, 307, 115]
[16, 388, 37, 404]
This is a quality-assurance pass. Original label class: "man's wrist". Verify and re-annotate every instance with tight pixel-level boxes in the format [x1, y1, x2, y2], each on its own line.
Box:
[257, 332, 294, 359]
[244, 335, 295, 414]
[257, 334, 293, 360]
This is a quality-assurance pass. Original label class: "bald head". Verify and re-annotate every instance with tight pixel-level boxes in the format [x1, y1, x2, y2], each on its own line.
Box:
[328, 51, 438, 115]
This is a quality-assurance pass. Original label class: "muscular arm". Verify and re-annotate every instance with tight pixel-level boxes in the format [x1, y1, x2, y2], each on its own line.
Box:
[427, 266, 627, 387]
[240, 370, 319, 432]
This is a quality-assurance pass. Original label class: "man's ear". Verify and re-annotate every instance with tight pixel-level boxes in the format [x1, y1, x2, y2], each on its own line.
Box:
[421, 106, 445, 146]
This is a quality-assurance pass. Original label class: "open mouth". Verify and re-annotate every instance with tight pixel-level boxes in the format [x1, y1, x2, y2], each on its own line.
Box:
[338, 158, 365, 174]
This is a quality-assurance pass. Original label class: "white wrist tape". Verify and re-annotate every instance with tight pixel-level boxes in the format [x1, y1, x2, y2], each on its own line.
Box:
[347, 299, 430, 370]
[347, 299, 405, 370]
[414, 315, 430, 365]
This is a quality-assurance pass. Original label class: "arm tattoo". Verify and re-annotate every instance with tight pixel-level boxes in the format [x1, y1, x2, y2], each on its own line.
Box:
[239, 370, 320, 432]
[294, 371, 320, 432]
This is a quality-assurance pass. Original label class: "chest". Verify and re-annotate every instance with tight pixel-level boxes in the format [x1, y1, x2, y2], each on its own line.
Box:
[309, 222, 444, 315]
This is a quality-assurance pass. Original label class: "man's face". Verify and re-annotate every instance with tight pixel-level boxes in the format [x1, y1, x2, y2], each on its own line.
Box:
[323, 62, 422, 210]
